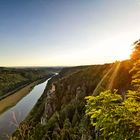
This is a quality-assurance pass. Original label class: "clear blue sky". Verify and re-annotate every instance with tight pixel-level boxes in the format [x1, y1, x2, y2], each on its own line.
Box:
[0, 0, 140, 66]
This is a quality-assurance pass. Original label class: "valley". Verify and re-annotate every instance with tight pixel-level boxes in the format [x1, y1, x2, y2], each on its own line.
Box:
[11, 60, 133, 139]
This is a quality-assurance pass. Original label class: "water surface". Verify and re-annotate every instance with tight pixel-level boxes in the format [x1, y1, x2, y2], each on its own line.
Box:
[0, 78, 51, 139]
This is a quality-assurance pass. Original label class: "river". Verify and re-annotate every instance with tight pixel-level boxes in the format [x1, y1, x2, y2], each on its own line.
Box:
[0, 77, 52, 140]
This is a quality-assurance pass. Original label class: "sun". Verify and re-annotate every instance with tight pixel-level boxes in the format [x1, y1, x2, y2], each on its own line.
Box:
[101, 38, 133, 62]
[113, 46, 132, 61]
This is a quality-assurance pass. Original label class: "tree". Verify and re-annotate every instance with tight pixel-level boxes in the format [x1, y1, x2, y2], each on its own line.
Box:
[85, 90, 140, 140]
[130, 39, 140, 61]
[130, 39, 140, 90]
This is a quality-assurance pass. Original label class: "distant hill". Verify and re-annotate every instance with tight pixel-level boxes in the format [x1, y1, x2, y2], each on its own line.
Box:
[0, 67, 60, 99]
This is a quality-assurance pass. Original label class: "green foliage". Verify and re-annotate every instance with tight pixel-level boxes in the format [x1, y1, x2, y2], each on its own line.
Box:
[85, 90, 140, 140]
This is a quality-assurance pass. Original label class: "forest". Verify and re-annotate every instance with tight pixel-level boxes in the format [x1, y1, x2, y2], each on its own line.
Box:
[10, 40, 140, 140]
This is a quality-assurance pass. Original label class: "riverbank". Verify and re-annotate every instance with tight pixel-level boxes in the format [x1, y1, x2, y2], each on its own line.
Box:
[0, 67, 58, 100]
[0, 79, 44, 115]
[0, 74, 53, 101]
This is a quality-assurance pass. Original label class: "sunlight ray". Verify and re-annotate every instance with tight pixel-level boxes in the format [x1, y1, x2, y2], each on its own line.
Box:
[93, 62, 121, 95]
[107, 62, 121, 90]
[93, 65, 114, 95]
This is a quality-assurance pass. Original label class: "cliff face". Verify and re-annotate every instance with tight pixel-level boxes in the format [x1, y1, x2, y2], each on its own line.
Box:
[41, 83, 57, 124]
[12, 61, 132, 139]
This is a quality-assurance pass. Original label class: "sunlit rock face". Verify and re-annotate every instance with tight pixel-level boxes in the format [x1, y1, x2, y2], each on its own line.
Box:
[41, 83, 57, 124]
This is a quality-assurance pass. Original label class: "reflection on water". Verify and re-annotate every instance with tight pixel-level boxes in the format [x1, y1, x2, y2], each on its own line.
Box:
[0, 78, 51, 140]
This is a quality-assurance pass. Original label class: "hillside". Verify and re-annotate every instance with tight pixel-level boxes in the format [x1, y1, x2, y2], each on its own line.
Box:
[12, 60, 132, 139]
[0, 67, 58, 99]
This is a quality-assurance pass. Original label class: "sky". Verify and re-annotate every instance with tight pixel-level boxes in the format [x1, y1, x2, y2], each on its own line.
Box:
[0, 0, 140, 66]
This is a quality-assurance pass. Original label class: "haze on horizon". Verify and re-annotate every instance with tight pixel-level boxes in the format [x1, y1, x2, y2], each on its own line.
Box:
[0, 0, 140, 67]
